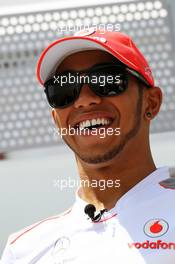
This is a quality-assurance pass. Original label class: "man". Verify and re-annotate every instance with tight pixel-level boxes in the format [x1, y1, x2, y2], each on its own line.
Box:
[1, 29, 175, 264]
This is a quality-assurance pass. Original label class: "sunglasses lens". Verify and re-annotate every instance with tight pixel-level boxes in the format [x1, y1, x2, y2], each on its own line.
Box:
[44, 78, 80, 108]
[44, 65, 128, 108]
[89, 66, 128, 96]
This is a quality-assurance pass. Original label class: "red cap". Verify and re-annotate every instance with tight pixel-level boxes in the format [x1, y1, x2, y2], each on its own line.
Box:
[36, 28, 154, 87]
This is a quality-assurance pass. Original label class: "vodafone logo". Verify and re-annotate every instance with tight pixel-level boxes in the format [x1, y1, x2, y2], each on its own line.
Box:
[128, 240, 175, 250]
[144, 219, 169, 238]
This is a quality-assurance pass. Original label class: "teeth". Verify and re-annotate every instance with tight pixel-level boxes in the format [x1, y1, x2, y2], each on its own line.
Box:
[104, 119, 108, 125]
[85, 120, 91, 127]
[79, 123, 83, 130]
[97, 118, 101, 125]
[91, 119, 96, 126]
[77, 118, 111, 130]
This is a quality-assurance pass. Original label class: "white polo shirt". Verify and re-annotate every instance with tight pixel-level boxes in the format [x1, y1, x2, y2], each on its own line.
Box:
[1, 166, 175, 264]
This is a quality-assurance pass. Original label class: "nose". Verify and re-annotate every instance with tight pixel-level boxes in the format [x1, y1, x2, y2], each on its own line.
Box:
[74, 84, 102, 109]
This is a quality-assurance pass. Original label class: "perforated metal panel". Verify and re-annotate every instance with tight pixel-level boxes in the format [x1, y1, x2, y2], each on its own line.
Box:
[0, 0, 175, 152]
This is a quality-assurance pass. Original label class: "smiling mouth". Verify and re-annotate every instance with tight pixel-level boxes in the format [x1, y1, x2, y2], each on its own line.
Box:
[73, 117, 114, 131]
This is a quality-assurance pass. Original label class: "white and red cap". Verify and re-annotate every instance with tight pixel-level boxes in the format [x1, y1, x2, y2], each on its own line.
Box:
[36, 28, 154, 87]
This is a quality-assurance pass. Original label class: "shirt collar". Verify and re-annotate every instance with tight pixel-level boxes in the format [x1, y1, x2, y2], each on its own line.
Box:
[71, 166, 170, 223]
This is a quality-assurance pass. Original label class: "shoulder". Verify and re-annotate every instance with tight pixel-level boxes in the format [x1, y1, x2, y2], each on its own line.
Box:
[137, 167, 175, 212]
[158, 168, 175, 195]
[159, 168, 175, 190]
[159, 177, 175, 190]
[155, 168, 175, 211]
[158, 175, 175, 204]
[10, 208, 72, 246]
[148, 167, 175, 192]
[1, 208, 72, 263]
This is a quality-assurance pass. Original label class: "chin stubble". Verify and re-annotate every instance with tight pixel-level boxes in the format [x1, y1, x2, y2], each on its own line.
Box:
[62, 86, 144, 164]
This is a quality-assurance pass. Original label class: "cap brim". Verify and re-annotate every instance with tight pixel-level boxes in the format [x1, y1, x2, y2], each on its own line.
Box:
[37, 36, 135, 85]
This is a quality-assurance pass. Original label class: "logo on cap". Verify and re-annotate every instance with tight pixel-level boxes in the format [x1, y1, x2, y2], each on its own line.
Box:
[144, 67, 153, 79]
[144, 219, 169, 238]
[74, 28, 107, 43]
[89, 36, 107, 43]
[74, 28, 95, 36]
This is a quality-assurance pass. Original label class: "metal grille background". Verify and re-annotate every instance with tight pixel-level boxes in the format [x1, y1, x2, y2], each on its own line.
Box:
[0, 0, 175, 152]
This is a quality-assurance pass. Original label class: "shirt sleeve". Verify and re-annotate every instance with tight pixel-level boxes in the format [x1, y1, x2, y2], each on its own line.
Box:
[1, 238, 15, 264]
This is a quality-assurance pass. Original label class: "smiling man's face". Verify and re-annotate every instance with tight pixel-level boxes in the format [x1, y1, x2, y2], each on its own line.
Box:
[51, 50, 145, 164]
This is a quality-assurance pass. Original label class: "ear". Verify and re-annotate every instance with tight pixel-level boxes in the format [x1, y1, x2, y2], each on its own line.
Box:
[51, 108, 61, 128]
[51, 108, 56, 124]
[144, 86, 163, 120]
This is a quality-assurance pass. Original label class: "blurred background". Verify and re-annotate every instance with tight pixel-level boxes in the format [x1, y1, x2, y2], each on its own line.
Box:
[0, 0, 175, 255]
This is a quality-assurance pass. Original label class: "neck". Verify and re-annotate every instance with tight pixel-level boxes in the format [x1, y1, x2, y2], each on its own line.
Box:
[76, 145, 156, 211]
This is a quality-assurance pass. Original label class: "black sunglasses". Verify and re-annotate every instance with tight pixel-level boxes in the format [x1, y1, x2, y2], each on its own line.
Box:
[43, 63, 147, 109]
